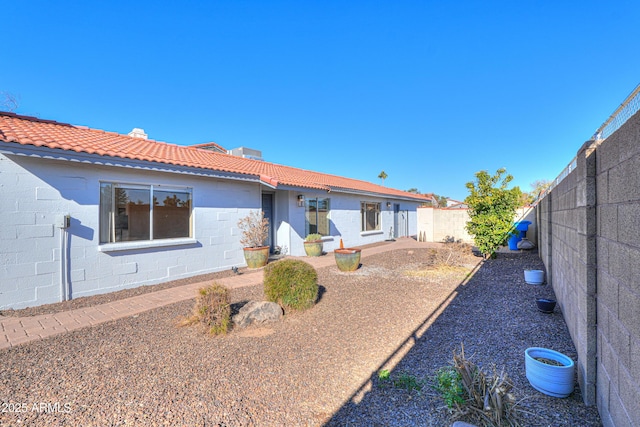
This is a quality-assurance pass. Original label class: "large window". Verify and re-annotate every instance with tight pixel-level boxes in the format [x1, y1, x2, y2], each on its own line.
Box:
[305, 197, 330, 236]
[361, 202, 381, 232]
[100, 183, 192, 244]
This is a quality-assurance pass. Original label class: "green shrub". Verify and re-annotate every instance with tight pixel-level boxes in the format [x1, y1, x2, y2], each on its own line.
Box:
[305, 233, 323, 242]
[464, 168, 522, 258]
[377, 369, 424, 392]
[264, 259, 318, 310]
[180, 282, 231, 335]
[433, 366, 465, 408]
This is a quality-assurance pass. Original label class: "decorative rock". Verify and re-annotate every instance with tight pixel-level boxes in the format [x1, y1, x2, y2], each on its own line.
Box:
[232, 301, 283, 328]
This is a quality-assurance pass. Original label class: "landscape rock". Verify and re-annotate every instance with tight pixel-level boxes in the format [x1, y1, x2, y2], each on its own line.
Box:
[232, 300, 283, 328]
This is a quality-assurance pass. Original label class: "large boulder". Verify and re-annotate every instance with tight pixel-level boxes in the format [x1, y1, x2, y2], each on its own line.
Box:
[232, 301, 283, 328]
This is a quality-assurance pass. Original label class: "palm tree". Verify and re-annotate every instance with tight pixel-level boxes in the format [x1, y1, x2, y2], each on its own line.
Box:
[378, 170, 388, 185]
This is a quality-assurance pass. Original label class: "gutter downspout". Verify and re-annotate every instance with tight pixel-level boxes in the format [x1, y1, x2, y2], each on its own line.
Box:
[59, 226, 67, 301]
[57, 214, 70, 301]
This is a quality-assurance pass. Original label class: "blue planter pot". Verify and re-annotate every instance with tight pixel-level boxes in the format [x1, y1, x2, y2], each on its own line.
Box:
[524, 269, 544, 285]
[508, 234, 521, 250]
[525, 347, 575, 398]
[536, 298, 556, 313]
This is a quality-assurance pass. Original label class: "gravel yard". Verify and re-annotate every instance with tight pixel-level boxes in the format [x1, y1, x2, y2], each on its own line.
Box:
[0, 246, 602, 426]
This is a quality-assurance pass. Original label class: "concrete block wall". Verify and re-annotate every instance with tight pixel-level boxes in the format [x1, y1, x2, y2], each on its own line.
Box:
[593, 109, 640, 427]
[0, 154, 257, 309]
[1, 153, 425, 309]
[537, 141, 598, 407]
[537, 109, 640, 426]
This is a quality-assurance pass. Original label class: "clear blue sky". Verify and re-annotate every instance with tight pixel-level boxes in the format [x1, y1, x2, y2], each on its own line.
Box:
[3, 1, 639, 201]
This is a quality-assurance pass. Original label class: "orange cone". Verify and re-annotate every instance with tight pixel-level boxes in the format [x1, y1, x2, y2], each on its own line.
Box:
[339, 239, 344, 249]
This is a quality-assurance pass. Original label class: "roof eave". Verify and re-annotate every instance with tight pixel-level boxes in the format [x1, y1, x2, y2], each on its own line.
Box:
[0, 143, 262, 183]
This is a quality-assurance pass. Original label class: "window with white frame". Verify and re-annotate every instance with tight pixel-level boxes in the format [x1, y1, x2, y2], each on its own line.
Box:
[99, 183, 192, 244]
[305, 197, 330, 236]
[361, 201, 381, 232]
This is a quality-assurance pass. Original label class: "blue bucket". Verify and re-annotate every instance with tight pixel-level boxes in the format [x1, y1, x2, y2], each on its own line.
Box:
[508, 234, 521, 250]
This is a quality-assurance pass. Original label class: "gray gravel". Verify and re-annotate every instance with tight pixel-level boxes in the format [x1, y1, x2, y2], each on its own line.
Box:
[0, 247, 602, 426]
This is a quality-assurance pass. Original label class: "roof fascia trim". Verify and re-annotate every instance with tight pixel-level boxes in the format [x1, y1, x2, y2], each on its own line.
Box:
[268, 183, 426, 202]
[0, 144, 261, 183]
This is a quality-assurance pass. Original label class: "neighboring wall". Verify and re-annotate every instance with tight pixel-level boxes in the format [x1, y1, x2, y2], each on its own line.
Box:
[537, 110, 640, 426]
[417, 206, 536, 245]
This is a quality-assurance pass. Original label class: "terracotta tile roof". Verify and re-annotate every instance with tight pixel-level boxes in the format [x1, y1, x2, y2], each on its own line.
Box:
[0, 112, 431, 202]
[189, 141, 227, 153]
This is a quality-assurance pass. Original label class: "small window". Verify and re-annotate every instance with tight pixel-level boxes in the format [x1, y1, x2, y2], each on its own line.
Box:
[305, 197, 330, 236]
[100, 183, 192, 244]
[361, 202, 381, 232]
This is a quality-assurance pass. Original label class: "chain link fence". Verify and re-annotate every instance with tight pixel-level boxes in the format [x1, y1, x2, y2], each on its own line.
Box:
[542, 84, 640, 199]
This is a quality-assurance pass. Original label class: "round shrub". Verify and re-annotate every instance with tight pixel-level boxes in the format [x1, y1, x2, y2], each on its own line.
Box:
[264, 259, 318, 311]
[181, 282, 231, 335]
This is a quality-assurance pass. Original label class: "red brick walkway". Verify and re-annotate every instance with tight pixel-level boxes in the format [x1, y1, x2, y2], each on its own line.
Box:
[1, 238, 426, 349]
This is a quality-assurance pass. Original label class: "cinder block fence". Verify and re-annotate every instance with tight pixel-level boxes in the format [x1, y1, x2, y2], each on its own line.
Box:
[537, 109, 640, 426]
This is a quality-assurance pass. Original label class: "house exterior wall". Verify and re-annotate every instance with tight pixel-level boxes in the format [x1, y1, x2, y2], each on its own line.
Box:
[286, 190, 420, 256]
[0, 154, 259, 310]
[1, 152, 425, 309]
[537, 109, 640, 426]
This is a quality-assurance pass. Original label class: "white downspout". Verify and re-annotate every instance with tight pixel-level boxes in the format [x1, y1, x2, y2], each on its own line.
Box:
[57, 214, 70, 301]
[59, 226, 66, 301]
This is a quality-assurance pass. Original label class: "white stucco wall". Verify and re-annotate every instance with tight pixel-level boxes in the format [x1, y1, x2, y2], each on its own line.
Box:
[285, 191, 419, 255]
[417, 206, 536, 245]
[1, 152, 424, 309]
[0, 153, 262, 309]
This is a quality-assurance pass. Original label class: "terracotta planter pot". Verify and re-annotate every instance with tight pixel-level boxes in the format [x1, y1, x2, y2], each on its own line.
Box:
[303, 240, 323, 257]
[334, 248, 361, 272]
[242, 246, 269, 268]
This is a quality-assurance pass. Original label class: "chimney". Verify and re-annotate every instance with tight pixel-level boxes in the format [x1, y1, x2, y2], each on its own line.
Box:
[128, 128, 148, 139]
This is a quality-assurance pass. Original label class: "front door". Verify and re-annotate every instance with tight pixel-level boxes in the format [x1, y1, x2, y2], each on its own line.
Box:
[261, 193, 274, 252]
[394, 204, 408, 238]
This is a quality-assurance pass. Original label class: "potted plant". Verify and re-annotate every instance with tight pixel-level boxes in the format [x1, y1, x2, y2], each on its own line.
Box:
[237, 211, 270, 268]
[303, 233, 324, 257]
[525, 347, 575, 398]
[334, 239, 361, 272]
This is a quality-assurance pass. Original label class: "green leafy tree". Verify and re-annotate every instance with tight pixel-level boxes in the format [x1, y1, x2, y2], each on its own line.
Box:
[406, 187, 420, 193]
[529, 179, 552, 202]
[464, 168, 522, 259]
[434, 194, 448, 207]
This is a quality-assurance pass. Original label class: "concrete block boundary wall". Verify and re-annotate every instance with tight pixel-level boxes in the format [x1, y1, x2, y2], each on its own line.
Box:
[536, 109, 640, 426]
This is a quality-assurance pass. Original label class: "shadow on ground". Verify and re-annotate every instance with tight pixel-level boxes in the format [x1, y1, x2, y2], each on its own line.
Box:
[323, 250, 602, 427]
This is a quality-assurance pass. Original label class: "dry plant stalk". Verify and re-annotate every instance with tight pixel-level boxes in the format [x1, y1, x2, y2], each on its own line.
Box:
[436, 239, 473, 267]
[179, 283, 231, 335]
[237, 211, 269, 248]
[451, 343, 520, 427]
